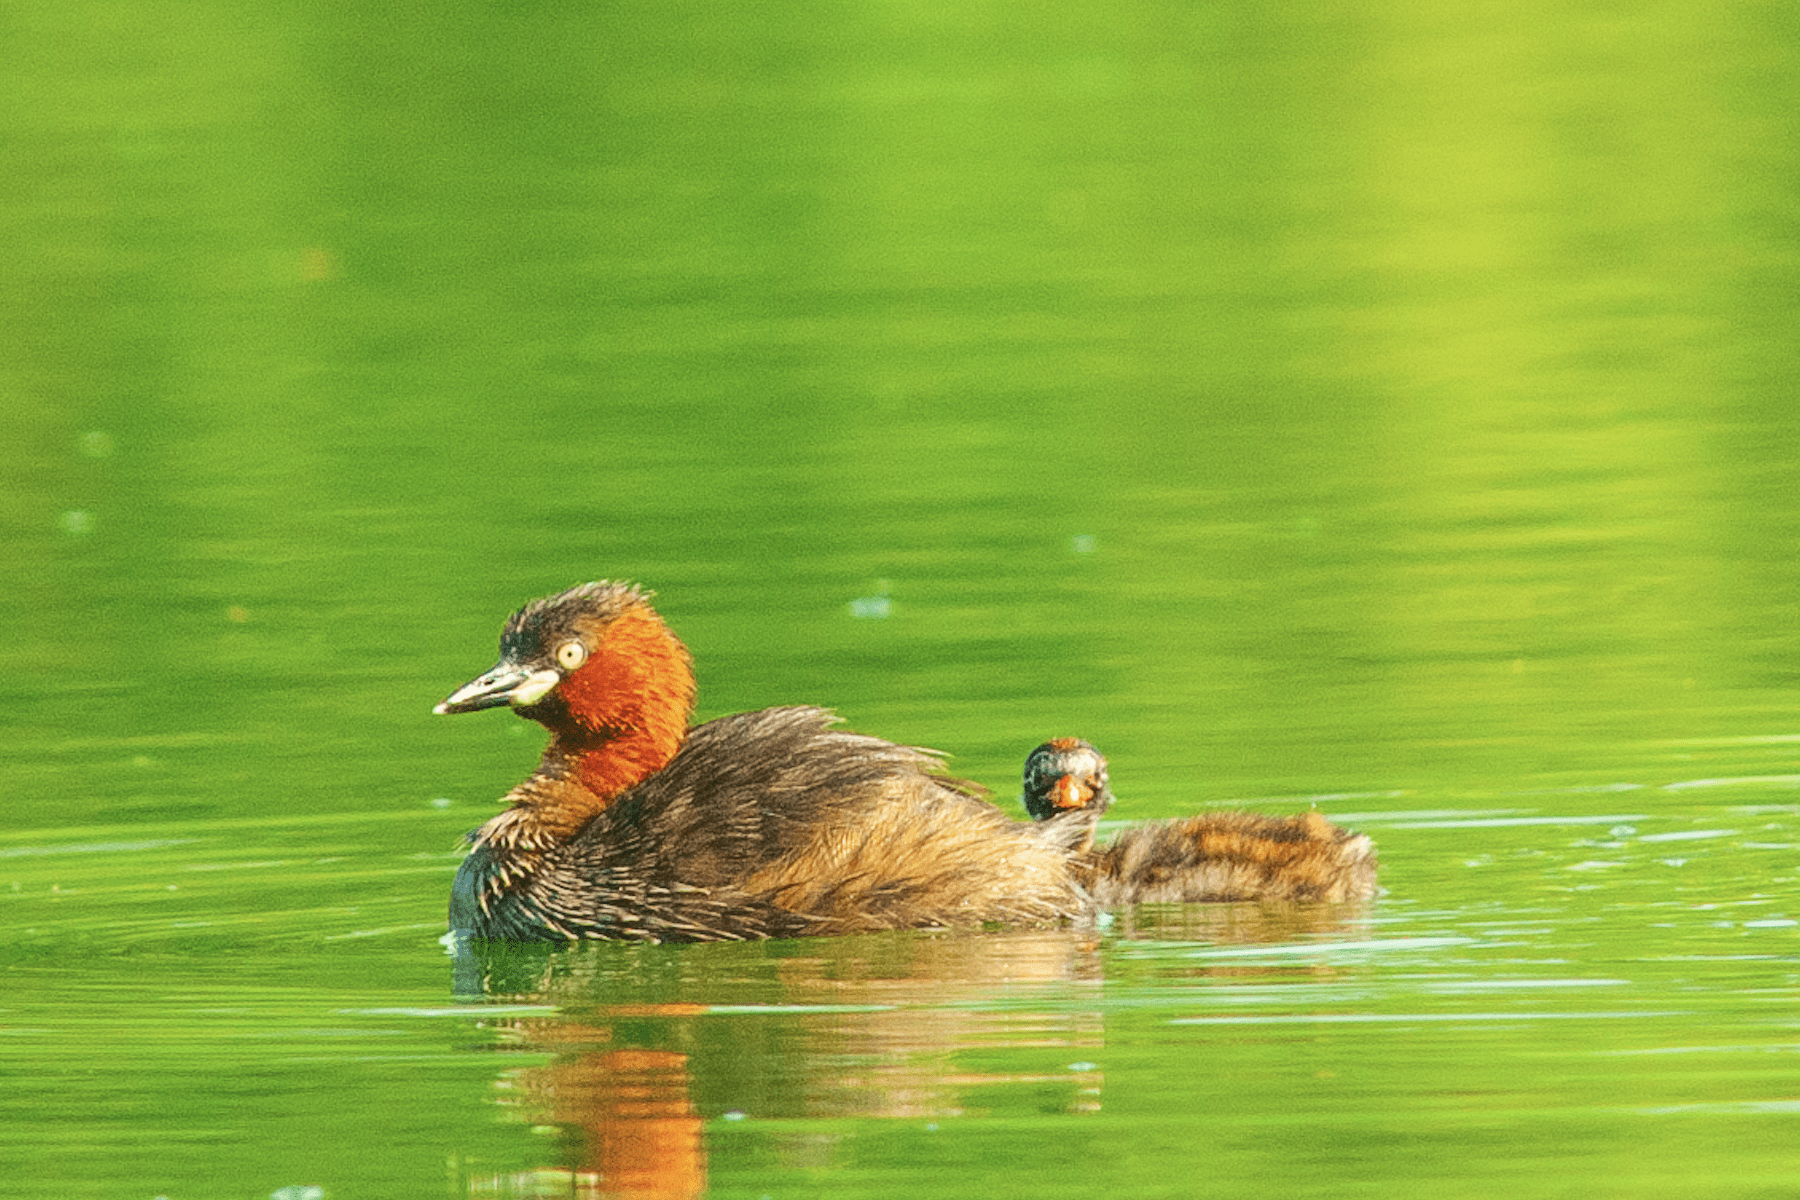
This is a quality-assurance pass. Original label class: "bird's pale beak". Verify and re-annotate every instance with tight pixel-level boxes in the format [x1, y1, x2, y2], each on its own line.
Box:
[434, 662, 562, 714]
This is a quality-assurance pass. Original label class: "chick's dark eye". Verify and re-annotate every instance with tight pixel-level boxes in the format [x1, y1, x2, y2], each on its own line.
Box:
[555, 640, 588, 671]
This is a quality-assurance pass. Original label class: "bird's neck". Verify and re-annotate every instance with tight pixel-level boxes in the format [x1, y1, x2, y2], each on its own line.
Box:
[486, 606, 697, 847]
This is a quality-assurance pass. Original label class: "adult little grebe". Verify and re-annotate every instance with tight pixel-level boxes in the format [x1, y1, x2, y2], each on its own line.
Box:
[1022, 738, 1379, 904]
[436, 582, 1087, 942]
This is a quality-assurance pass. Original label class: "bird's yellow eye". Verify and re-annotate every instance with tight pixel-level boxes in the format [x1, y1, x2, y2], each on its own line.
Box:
[555, 640, 588, 671]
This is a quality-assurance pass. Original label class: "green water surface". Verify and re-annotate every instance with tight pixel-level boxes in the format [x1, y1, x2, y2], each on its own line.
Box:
[4, 1, 1798, 1197]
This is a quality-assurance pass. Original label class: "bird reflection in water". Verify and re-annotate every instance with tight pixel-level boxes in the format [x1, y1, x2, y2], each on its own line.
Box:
[451, 904, 1369, 1198]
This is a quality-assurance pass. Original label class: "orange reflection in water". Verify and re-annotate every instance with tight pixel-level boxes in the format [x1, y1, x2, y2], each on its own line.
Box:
[459, 905, 1368, 1198]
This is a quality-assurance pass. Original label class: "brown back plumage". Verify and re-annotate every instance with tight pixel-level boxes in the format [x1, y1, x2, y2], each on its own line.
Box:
[1087, 809, 1378, 905]
[463, 707, 1089, 942]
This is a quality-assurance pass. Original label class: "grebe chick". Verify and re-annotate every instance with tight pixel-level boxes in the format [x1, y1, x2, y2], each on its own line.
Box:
[1021, 739, 1378, 904]
[1021, 736, 1114, 854]
[437, 582, 1088, 942]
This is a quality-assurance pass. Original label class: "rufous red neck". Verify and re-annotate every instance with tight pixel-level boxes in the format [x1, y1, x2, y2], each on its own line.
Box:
[512, 604, 696, 838]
